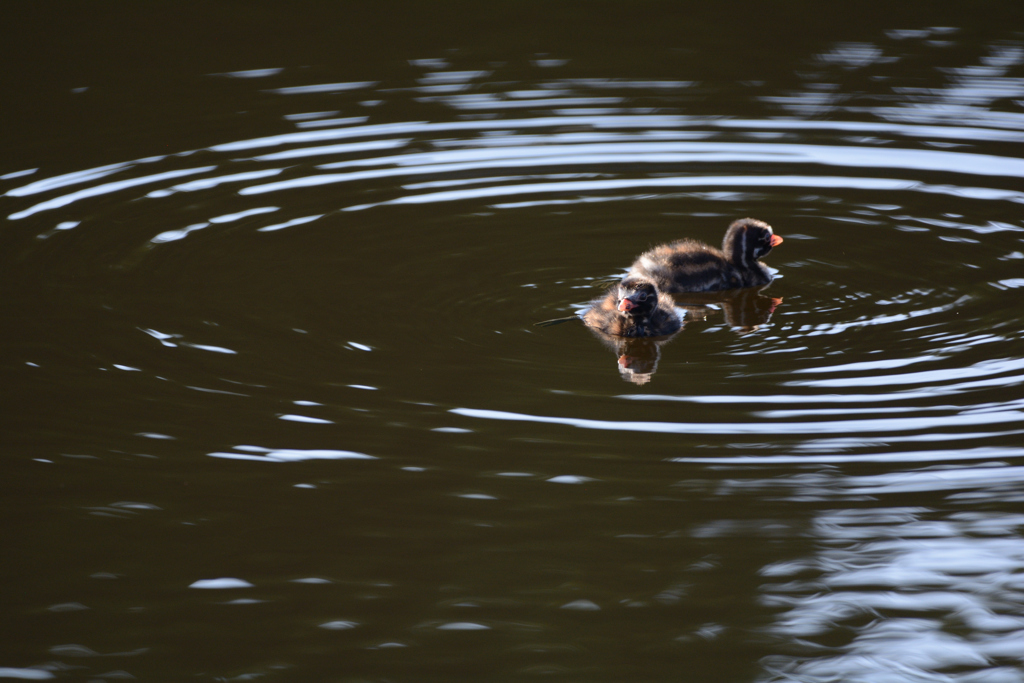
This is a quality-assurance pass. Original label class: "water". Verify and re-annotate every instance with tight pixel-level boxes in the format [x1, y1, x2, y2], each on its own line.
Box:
[3, 3, 1024, 681]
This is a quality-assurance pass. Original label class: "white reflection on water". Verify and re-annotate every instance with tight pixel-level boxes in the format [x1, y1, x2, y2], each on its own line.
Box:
[670, 447, 1024, 466]
[694, 461, 1024, 498]
[265, 81, 378, 95]
[11, 99, 1024, 226]
[423, 94, 625, 109]
[251, 138, 410, 161]
[256, 214, 322, 232]
[450, 407, 1023, 436]
[145, 169, 284, 198]
[6, 160, 141, 196]
[787, 357, 1024, 388]
[151, 222, 209, 243]
[209, 115, 686, 152]
[158, 214, 288, 242]
[759, 508, 1024, 682]
[623, 370, 1024, 405]
[715, 117, 1024, 141]
[208, 206, 279, 223]
[335, 176, 1024, 212]
[207, 446, 375, 462]
[817, 42, 888, 69]
[772, 31, 1024, 136]
[0, 668, 54, 680]
[840, 465, 1024, 497]
[8, 166, 217, 220]
[284, 110, 341, 122]
[279, 414, 334, 424]
[294, 115, 371, 129]
[309, 139, 1024, 175]
[418, 70, 491, 85]
[0, 167, 38, 180]
[189, 577, 254, 589]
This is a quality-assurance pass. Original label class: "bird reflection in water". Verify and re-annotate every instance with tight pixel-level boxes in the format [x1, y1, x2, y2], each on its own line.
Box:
[581, 287, 782, 384]
[586, 329, 676, 385]
[675, 287, 783, 334]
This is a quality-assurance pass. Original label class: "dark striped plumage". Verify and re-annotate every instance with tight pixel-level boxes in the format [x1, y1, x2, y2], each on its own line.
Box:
[628, 218, 783, 293]
[583, 277, 681, 338]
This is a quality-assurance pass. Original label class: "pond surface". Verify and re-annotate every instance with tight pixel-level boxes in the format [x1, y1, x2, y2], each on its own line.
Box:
[3, 3, 1024, 681]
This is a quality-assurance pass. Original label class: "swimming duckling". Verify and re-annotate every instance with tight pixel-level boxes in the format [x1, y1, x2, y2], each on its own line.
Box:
[582, 277, 681, 338]
[628, 217, 783, 293]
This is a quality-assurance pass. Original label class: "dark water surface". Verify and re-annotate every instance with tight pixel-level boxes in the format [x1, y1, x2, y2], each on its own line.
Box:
[4, 2, 1024, 680]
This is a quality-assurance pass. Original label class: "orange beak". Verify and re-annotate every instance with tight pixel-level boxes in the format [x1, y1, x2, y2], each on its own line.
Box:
[770, 234, 784, 247]
[618, 298, 637, 312]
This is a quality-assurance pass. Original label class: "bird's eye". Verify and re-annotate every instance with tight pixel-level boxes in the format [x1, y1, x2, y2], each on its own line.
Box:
[636, 291, 647, 301]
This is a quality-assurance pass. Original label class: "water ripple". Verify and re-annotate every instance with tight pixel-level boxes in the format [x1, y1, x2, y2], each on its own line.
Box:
[449, 406, 1023, 436]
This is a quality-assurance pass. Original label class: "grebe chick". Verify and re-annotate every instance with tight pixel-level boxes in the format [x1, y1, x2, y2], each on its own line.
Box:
[583, 277, 681, 338]
[628, 217, 783, 293]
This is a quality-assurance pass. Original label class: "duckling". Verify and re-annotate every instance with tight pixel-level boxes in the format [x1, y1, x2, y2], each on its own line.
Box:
[628, 218, 783, 293]
[583, 277, 681, 338]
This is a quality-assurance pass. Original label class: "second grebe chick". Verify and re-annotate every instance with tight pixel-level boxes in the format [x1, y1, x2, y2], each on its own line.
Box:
[582, 277, 681, 338]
